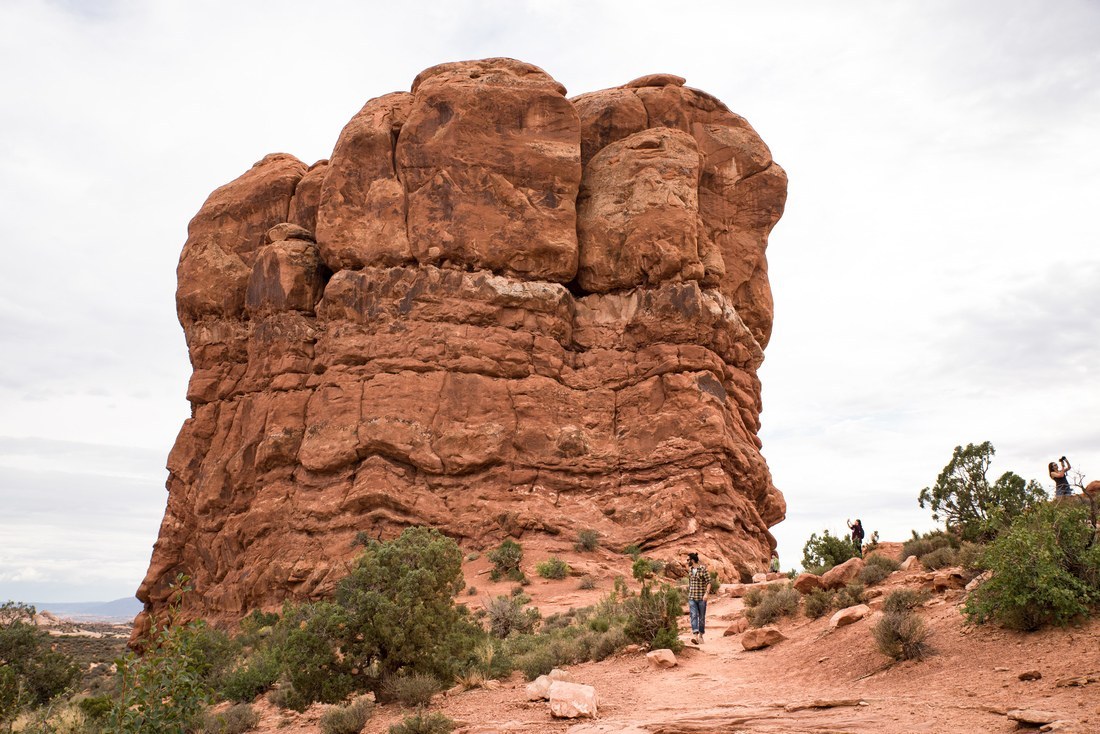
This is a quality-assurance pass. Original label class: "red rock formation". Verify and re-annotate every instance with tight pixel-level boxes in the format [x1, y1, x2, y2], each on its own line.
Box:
[136, 59, 788, 633]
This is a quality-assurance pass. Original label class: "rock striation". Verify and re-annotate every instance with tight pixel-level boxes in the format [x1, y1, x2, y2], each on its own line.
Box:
[136, 58, 787, 634]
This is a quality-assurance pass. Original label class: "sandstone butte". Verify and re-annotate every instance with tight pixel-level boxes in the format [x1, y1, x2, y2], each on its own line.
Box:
[134, 58, 788, 640]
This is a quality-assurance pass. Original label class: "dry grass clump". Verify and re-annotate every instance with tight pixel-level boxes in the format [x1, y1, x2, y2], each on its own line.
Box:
[319, 696, 374, 734]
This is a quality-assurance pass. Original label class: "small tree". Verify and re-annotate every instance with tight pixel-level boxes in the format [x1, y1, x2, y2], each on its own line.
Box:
[0, 601, 80, 725]
[801, 530, 856, 573]
[918, 442, 1046, 540]
[336, 527, 483, 688]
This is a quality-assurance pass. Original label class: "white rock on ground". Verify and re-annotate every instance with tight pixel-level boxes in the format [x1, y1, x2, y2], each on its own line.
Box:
[548, 680, 599, 719]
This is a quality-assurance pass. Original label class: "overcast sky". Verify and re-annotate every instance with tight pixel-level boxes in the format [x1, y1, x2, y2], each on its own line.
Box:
[1, 0, 1097, 602]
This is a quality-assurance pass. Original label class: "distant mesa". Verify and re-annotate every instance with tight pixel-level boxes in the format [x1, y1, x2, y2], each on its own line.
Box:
[136, 58, 788, 638]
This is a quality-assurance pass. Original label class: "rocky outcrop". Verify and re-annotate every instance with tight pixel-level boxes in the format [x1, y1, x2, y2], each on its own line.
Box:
[136, 58, 788, 632]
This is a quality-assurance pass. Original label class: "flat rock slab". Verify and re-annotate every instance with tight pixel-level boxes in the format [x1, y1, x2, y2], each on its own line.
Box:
[1008, 709, 1060, 725]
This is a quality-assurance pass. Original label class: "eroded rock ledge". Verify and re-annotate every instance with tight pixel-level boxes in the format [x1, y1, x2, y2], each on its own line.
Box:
[137, 58, 788, 633]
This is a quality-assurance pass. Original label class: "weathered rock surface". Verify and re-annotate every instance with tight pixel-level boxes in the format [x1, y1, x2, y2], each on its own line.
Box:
[137, 58, 787, 633]
[821, 557, 865, 590]
[829, 604, 870, 629]
[793, 573, 824, 594]
[549, 681, 599, 719]
[742, 626, 786, 651]
[646, 649, 678, 668]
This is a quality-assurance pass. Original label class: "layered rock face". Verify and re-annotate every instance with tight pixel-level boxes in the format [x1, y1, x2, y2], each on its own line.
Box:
[138, 58, 787, 630]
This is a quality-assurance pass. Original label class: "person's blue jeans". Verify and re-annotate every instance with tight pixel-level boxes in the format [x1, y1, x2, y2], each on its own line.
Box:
[688, 598, 707, 635]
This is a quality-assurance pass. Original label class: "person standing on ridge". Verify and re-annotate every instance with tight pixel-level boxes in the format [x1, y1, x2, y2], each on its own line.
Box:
[769, 551, 780, 573]
[1050, 456, 1073, 498]
[686, 552, 709, 644]
[847, 519, 865, 557]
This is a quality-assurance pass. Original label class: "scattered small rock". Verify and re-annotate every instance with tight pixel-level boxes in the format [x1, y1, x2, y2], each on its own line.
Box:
[1019, 670, 1042, 681]
[899, 555, 919, 571]
[526, 668, 575, 700]
[1055, 672, 1099, 687]
[821, 557, 865, 590]
[723, 617, 749, 636]
[646, 649, 678, 669]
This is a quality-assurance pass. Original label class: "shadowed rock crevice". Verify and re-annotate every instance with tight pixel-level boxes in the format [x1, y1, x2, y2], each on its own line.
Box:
[136, 58, 788, 637]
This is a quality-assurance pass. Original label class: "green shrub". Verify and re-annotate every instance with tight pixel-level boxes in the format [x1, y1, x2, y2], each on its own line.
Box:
[513, 646, 556, 681]
[623, 584, 682, 651]
[466, 586, 477, 596]
[536, 557, 570, 580]
[0, 601, 80, 715]
[275, 601, 356, 709]
[801, 530, 856, 574]
[631, 557, 663, 582]
[622, 544, 642, 559]
[485, 596, 540, 638]
[964, 503, 1100, 630]
[78, 695, 113, 722]
[218, 648, 280, 702]
[873, 610, 929, 661]
[956, 542, 985, 571]
[382, 672, 439, 707]
[745, 586, 800, 627]
[575, 530, 601, 552]
[883, 588, 930, 613]
[803, 589, 835, 619]
[488, 539, 525, 582]
[866, 554, 901, 572]
[919, 546, 958, 570]
[335, 527, 487, 688]
[902, 529, 959, 560]
[858, 564, 891, 587]
[319, 696, 374, 734]
[708, 570, 721, 594]
[835, 582, 866, 609]
[108, 578, 211, 734]
[265, 684, 293, 710]
[202, 703, 259, 734]
[388, 711, 455, 734]
[578, 576, 597, 590]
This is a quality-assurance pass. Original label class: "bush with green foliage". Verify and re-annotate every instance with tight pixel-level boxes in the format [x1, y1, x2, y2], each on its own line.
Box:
[882, 588, 929, 614]
[388, 710, 455, 734]
[382, 672, 439, 707]
[578, 576, 597, 590]
[744, 585, 801, 627]
[485, 595, 540, 639]
[708, 570, 721, 595]
[963, 503, 1100, 630]
[835, 582, 866, 609]
[866, 554, 901, 573]
[858, 563, 891, 587]
[0, 601, 80, 722]
[918, 546, 958, 570]
[873, 609, 928, 661]
[803, 589, 835, 619]
[623, 584, 682, 652]
[487, 539, 525, 582]
[334, 528, 485, 689]
[622, 544, 642, 559]
[918, 441, 1047, 541]
[535, 557, 570, 580]
[319, 696, 373, 734]
[630, 557, 663, 582]
[201, 702, 259, 734]
[108, 577, 212, 734]
[801, 530, 856, 574]
[575, 530, 601, 552]
[901, 529, 959, 560]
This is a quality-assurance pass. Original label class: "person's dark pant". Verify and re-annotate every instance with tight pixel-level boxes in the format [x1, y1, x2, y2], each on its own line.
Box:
[689, 599, 707, 635]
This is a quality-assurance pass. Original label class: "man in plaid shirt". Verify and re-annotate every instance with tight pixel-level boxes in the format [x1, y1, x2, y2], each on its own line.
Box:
[687, 552, 709, 644]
